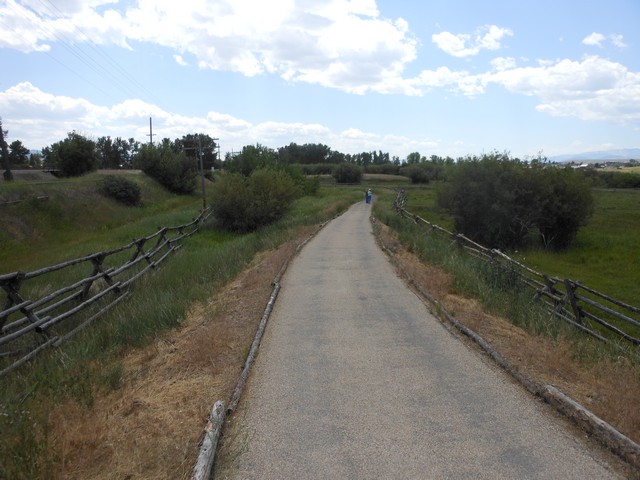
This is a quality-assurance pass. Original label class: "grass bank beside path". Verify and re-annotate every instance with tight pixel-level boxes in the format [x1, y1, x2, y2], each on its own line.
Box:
[0, 173, 363, 479]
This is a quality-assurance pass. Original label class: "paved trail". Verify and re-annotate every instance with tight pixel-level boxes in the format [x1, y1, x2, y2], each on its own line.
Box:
[217, 201, 620, 479]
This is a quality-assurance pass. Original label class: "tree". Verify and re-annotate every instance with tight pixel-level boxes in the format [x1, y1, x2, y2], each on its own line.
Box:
[536, 168, 594, 249]
[133, 142, 197, 194]
[406, 152, 421, 165]
[224, 144, 277, 176]
[29, 153, 42, 168]
[45, 131, 98, 177]
[0, 117, 13, 181]
[9, 140, 29, 166]
[174, 134, 219, 171]
[437, 153, 594, 251]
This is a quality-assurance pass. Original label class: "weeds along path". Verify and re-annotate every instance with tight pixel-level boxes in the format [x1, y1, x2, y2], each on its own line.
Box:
[216, 200, 622, 479]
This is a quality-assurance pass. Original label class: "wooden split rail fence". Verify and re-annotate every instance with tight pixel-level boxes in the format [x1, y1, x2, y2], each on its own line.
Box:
[0, 209, 212, 377]
[392, 189, 640, 356]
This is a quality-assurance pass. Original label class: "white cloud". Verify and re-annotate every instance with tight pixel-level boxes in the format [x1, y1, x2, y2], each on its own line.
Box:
[582, 32, 627, 48]
[173, 54, 188, 66]
[582, 32, 605, 47]
[2, 0, 418, 95]
[610, 34, 627, 48]
[0, 82, 437, 157]
[487, 56, 640, 124]
[432, 25, 513, 57]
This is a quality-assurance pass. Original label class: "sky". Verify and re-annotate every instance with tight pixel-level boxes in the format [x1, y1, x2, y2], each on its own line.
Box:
[0, 0, 639, 160]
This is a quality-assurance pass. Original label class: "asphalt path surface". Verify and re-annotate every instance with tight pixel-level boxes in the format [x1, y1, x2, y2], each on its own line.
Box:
[219, 201, 621, 479]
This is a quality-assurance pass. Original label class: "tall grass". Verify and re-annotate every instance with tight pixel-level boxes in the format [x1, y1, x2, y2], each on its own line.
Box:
[377, 200, 550, 332]
[394, 186, 640, 306]
[375, 188, 640, 366]
[0, 177, 362, 478]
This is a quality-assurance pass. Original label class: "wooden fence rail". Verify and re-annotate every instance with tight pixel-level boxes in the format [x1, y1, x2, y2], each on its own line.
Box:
[0, 208, 212, 377]
[392, 189, 640, 356]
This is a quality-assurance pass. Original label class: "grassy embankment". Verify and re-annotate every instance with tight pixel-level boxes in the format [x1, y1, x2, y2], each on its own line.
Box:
[384, 186, 639, 306]
[0, 171, 363, 478]
[373, 184, 639, 362]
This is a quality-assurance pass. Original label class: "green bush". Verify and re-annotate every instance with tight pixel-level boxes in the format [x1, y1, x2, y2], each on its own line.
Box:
[400, 165, 430, 184]
[437, 154, 594, 250]
[134, 143, 197, 194]
[99, 175, 141, 206]
[332, 163, 362, 184]
[210, 168, 298, 232]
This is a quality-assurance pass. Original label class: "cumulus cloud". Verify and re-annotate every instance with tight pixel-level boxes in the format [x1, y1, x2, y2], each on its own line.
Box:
[2, 0, 417, 94]
[432, 25, 513, 57]
[0, 82, 437, 157]
[582, 32, 627, 48]
[487, 56, 640, 124]
[582, 32, 606, 47]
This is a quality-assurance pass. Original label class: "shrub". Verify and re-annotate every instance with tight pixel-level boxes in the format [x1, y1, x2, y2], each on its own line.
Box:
[400, 165, 430, 184]
[134, 143, 197, 194]
[536, 168, 594, 249]
[437, 154, 594, 250]
[99, 175, 141, 206]
[210, 168, 298, 231]
[332, 163, 362, 184]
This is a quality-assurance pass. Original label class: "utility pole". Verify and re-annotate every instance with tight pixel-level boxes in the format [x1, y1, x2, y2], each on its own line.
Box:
[198, 135, 206, 211]
[212, 137, 220, 170]
[147, 117, 155, 145]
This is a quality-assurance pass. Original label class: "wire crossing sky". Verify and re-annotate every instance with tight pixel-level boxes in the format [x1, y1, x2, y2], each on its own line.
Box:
[0, 0, 638, 159]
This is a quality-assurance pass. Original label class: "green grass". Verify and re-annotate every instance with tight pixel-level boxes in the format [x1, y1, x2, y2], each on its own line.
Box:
[0, 172, 206, 272]
[396, 185, 639, 306]
[0, 175, 363, 478]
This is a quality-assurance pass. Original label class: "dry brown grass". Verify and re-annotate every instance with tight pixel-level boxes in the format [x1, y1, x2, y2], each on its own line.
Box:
[47, 234, 306, 479]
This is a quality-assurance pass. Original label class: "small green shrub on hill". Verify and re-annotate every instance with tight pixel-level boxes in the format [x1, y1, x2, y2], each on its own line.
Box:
[134, 143, 197, 194]
[99, 175, 141, 206]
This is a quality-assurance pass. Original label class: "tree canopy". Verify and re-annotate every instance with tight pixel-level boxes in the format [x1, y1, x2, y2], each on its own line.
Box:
[437, 153, 594, 250]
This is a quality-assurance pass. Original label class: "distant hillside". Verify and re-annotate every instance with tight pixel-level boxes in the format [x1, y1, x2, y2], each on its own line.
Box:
[550, 148, 640, 163]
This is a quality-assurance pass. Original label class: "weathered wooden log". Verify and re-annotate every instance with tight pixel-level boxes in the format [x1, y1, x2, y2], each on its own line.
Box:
[191, 400, 225, 480]
[576, 294, 640, 329]
[542, 385, 640, 470]
[37, 282, 122, 331]
[579, 309, 640, 346]
[576, 281, 640, 314]
[227, 282, 281, 414]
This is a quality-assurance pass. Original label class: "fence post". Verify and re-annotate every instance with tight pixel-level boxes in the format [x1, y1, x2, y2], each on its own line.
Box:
[0, 273, 26, 330]
[564, 279, 583, 325]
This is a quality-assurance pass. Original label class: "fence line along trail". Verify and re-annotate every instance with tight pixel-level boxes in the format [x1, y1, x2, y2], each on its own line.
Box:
[216, 201, 621, 479]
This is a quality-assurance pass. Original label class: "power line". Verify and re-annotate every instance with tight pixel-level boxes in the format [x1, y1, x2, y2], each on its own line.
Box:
[5, 1, 163, 107]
